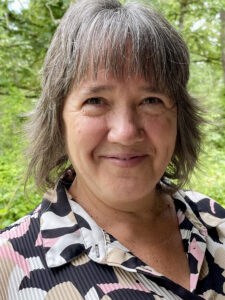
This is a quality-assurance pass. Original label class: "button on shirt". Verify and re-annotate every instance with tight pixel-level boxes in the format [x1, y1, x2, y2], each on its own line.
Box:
[0, 180, 225, 300]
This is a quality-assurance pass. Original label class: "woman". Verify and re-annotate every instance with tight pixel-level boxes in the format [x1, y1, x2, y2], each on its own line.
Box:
[0, 0, 224, 299]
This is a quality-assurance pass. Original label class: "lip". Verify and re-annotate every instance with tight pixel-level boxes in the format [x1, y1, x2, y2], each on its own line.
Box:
[100, 154, 148, 168]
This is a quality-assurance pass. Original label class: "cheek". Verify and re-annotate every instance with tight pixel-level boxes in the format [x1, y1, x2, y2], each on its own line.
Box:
[144, 114, 177, 146]
[67, 116, 108, 154]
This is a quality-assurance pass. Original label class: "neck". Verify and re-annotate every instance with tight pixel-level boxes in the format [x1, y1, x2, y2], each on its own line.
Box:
[69, 178, 173, 234]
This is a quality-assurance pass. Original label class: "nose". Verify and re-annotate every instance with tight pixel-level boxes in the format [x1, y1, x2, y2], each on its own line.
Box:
[107, 108, 144, 145]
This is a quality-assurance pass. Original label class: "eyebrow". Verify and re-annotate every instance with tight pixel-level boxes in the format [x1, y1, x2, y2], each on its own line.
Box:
[81, 85, 115, 95]
[140, 86, 161, 94]
[80, 84, 160, 95]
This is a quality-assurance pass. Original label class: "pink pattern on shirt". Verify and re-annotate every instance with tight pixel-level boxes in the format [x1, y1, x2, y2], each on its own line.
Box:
[177, 209, 185, 225]
[42, 229, 80, 248]
[188, 238, 205, 291]
[33, 204, 42, 214]
[199, 228, 208, 237]
[0, 246, 30, 277]
[188, 238, 204, 265]
[42, 236, 61, 247]
[0, 217, 30, 239]
[98, 282, 150, 294]
[190, 273, 199, 291]
[35, 232, 42, 246]
[210, 199, 216, 214]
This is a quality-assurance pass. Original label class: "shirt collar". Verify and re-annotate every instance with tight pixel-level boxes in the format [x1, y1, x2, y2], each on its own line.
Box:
[40, 180, 136, 269]
[40, 180, 84, 267]
[39, 179, 207, 290]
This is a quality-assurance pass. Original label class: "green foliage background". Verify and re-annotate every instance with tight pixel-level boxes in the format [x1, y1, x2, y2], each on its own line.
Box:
[0, 0, 225, 228]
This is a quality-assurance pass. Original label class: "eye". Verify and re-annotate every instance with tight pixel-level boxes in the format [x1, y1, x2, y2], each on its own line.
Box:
[84, 97, 103, 105]
[81, 97, 106, 116]
[142, 97, 163, 105]
[140, 96, 169, 115]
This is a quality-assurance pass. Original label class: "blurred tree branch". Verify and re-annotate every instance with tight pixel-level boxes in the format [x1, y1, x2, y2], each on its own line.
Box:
[45, 2, 61, 24]
[220, 9, 225, 87]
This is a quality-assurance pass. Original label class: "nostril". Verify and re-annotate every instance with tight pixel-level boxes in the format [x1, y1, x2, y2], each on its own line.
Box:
[107, 128, 144, 145]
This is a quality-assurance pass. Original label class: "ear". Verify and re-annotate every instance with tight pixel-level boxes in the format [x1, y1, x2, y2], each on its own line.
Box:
[60, 97, 67, 141]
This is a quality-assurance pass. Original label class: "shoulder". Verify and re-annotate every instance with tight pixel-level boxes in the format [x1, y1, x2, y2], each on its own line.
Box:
[0, 202, 42, 254]
[0, 203, 45, 299]
[178, 190, 225, 251]
[0, 203, 42, 239]
[0, 205, 43, 267]
[183, 190, 225, 226]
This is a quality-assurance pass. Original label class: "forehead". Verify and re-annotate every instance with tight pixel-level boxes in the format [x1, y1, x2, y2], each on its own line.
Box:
[73, 67, 158, 93]
[73, 61, 157, 92]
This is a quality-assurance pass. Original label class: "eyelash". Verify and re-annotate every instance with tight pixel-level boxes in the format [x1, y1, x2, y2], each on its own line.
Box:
[83, 97, 164, 107]
[84, 98, 103, 105]
[142, 97, 163, 105]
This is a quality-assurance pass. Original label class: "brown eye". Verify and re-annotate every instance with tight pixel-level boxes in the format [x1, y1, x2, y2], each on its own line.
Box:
[84, 98, 103, 105]
[140, 97, 168, 115]
[142, 97, 163, 105]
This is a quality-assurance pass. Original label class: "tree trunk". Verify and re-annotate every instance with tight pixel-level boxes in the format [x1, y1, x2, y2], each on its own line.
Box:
[220, 9, 225, 88]
[3, 0, 9, 28]
[179, 0, 188, 32]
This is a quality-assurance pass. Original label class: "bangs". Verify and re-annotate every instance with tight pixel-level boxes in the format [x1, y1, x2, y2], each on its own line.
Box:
[69, 3, 189, 97]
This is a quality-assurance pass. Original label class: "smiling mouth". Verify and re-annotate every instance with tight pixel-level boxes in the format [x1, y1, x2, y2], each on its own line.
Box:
[100, 154, 148, 167]
[110, 156, 143, 160]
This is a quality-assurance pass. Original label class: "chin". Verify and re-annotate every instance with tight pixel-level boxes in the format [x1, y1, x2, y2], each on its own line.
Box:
[102, 182, 156, 207]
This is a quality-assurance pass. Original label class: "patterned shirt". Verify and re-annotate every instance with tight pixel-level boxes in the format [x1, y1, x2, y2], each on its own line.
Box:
[0, 179, 225, 300]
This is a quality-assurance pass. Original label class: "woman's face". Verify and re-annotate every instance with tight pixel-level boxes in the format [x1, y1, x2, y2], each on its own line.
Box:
[62, 69, 177, 210]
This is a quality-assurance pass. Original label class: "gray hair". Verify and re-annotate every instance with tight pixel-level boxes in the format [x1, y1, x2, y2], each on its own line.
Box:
[25, 0, 203, 192]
